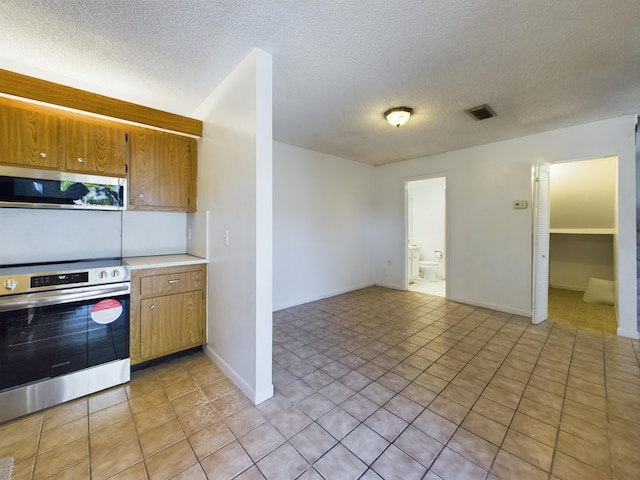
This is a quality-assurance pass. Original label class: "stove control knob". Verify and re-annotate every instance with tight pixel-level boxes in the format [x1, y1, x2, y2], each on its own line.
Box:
[3, 278, 17, 290]
[99, 271, 108, 279]
[111, 269, 120, 278]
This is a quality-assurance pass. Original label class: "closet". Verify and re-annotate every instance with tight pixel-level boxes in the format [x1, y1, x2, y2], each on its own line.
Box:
[549, 157, 616, 296]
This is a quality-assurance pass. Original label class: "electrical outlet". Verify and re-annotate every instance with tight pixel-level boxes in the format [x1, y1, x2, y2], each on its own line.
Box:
[387, 259, 392, 266]
[223, 230, 229, 245]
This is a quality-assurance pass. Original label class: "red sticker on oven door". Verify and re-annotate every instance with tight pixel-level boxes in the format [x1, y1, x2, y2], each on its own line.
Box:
[91, 299, 123, 325]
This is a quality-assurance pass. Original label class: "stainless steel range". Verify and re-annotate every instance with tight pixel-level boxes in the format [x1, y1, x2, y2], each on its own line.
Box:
[0, 258, 130, 423]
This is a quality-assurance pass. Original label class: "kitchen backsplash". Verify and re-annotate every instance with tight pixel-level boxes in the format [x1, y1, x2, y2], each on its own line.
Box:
[121, 211, 187, 257]
[0, 208, 189, 265]
[0, 208, 122, 265]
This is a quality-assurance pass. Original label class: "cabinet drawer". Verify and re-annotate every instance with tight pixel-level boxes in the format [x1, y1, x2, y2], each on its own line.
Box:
[140, 269, 204, 296]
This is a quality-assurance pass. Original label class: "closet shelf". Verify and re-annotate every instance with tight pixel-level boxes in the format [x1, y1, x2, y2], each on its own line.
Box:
[549, 228, 615, 234]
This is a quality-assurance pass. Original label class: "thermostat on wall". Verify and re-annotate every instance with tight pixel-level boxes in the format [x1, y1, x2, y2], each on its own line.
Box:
[513, 200, 528, 209]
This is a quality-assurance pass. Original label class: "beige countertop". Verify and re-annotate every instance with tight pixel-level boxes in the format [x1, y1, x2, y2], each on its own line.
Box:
[124, 254, 207, 270]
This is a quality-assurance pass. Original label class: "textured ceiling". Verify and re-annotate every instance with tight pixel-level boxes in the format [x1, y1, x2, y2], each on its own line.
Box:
[0, 0, 638, 166]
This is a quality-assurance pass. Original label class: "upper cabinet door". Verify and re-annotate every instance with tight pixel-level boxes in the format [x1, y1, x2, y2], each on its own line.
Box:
[129, 128, 196, 211]
[0, 100, 61, 169]
[64, 118, 129, 176]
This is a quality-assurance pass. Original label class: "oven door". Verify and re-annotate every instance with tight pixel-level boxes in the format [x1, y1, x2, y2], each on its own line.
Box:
[0, 283, 130, 392]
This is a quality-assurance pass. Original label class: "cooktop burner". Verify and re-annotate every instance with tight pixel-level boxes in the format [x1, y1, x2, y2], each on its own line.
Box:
[0, 258, 130, 296]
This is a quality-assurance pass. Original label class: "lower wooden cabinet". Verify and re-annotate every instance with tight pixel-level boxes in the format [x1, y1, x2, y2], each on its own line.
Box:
[130, 263, 206, 365]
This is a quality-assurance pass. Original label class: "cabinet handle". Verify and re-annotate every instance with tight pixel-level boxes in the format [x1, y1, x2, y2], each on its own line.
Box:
[149, 304, 155, 310]
[77, 157, 84, 163]
[39, 152, 47, 159]
[138, 193, 144, 199]
[168, 279, 181, 284]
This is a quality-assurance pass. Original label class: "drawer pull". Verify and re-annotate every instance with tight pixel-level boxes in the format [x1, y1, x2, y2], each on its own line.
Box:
[77, 157, 84, 163]
[39, 152, 47, 158]
[149, 304, 155, 310]
[168, 279, 181, 284]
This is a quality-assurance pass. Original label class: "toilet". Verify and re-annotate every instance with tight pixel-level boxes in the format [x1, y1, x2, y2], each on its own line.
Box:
[419, 260, 438, 281]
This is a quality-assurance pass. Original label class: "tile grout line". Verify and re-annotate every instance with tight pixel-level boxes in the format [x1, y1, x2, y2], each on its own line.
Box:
[30, 408, 46, 480]
[430, 311, 548, 478]
[7, 287, 637, 480]
[603, 333, 618, 480]
[272, 296, 443, 479]
[362, 302, 515, 477]
[313, 301, 529, 477]
[544, 320, 578, 480]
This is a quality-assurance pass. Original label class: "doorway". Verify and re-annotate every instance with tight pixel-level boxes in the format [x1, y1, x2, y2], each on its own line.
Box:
[531, 157, 618, 332]
[406, 177, 446, 297]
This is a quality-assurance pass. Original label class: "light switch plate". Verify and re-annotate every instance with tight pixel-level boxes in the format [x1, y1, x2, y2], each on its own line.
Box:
[513, 200, 528, 209]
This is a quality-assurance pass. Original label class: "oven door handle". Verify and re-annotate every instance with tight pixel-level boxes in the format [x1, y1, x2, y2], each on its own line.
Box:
[0, 283, 131, 313]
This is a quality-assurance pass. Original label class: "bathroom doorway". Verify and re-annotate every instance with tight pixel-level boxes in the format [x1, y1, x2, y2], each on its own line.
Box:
[406, 177, 446, 297]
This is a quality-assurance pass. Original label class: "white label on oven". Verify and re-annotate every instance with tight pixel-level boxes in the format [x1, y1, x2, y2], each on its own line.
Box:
[91, 299, 123, 325]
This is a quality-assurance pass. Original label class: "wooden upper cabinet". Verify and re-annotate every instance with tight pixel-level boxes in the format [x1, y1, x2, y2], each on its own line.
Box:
[64, 117, 128, 176]
[129, 128, 196, 212]
[0, 97, 199, 212]
[0, 99, 61, 169]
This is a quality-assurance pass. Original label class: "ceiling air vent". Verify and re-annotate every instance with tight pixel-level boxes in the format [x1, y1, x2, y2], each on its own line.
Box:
[466, 104, 496, 121]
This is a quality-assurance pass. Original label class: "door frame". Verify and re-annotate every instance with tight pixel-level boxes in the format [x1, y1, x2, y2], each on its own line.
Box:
[403, 174, 448, 293]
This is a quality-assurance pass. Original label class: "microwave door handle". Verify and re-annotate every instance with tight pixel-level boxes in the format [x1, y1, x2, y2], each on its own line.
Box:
[0, 283, 130, 313]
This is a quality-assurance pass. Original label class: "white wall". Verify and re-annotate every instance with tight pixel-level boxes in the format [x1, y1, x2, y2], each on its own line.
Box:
[550, 157, 616, 229]
[194, 49, 273, 404]
[273, 142, 375, 310]
[373, 115, 638, 338]
[549, 234, 614, 290]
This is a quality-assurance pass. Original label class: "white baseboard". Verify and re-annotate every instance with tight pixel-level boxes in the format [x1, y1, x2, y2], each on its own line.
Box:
[447, 295, 532, 318]
[617, 327, 640, 339]
[273, 282, 375, 312]
[549, 282, 585, 292]
[373, 281, 402, 290]
[203, 344, 273, 405]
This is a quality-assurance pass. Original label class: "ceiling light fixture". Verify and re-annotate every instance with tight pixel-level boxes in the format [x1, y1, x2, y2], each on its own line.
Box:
[384, 107, 413, 128]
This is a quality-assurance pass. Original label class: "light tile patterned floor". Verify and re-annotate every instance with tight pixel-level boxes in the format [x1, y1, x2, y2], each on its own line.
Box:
[408, 280, 445, 297]
[1, 286, 639, 479]
[548, 287, 618, 333]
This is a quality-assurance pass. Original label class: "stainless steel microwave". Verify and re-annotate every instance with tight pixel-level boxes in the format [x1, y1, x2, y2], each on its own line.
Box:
[0, 165, 126, 210]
